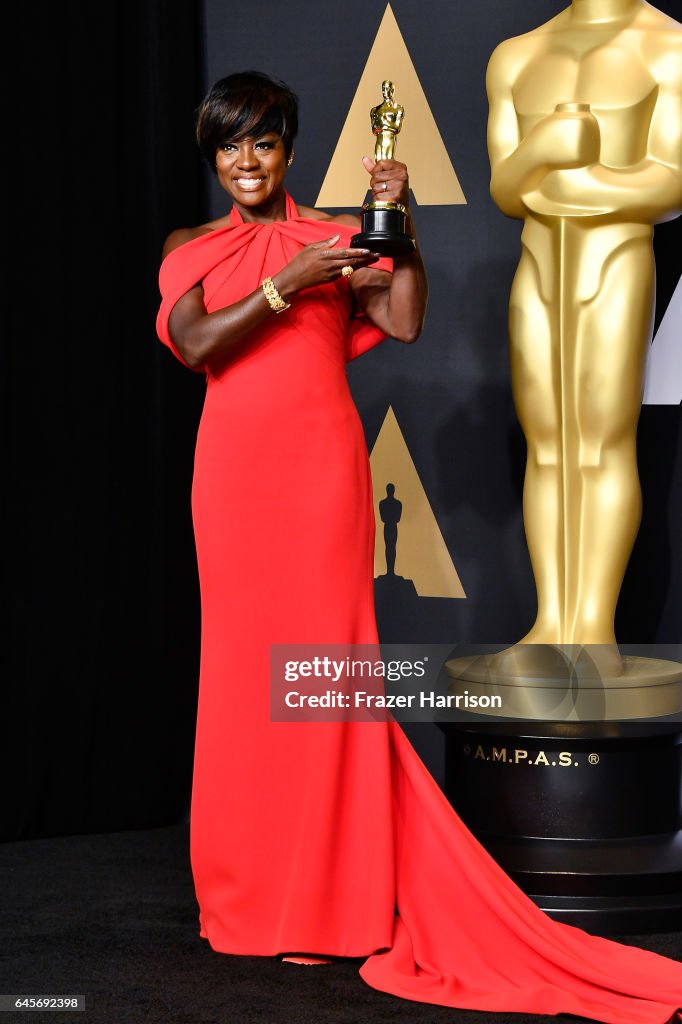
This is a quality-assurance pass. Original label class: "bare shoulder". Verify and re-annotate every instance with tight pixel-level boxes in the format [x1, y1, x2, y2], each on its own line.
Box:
[297, 204, 361, 228]
[331, 212, 362, 228]
[162, 228, 199, 258]
[162, 213, 232, 259]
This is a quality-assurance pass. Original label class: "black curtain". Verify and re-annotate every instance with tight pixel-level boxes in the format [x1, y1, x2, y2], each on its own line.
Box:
[5, 3, 207, 840]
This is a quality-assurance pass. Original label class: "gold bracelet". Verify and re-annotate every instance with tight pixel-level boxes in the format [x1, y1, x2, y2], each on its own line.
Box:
[261, 277, 291, 313]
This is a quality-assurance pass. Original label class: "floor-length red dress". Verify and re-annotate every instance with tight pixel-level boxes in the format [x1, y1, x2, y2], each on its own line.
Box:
[157, 194, 682, 1024]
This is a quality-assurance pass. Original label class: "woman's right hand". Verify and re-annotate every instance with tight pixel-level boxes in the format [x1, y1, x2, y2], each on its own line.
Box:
[165, 234, 380, 373]
[274, 236, 379, 299]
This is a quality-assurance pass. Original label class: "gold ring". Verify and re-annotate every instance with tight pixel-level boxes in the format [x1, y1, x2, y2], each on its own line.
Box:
[341, 265, 354, 278]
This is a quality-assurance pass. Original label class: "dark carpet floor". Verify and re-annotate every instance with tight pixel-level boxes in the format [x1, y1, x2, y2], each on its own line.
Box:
[1, 825, 680, 1024]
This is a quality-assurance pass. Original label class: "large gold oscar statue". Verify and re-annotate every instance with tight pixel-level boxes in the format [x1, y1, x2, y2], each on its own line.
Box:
[448, 0, 682, 715]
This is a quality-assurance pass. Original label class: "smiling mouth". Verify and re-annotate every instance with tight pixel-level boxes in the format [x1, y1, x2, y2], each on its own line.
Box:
[235, 177, 266, 190]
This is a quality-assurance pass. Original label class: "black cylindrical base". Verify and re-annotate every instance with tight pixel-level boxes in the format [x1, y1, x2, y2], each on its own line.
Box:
[351, 206, 415, 257]
[441, 720, 682, 933]
[487, 831, 682, 933]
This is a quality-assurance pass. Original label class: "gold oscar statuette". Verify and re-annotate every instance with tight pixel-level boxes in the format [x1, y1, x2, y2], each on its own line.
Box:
[446, 0, 682, 718]
[351, 80, 416, 256]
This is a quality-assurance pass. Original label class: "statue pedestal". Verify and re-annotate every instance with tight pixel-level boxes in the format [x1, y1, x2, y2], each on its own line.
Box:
[441, 658, 682, 933]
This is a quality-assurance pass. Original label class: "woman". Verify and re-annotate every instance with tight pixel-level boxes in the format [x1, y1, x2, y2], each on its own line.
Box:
[157, 71, 682, 1022]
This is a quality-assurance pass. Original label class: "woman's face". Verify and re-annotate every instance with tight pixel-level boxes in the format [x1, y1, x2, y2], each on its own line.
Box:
[215, 133, 288, 211]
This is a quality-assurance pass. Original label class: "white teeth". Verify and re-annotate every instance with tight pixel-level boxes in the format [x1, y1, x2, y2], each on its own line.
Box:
[236, 178, 265, 189]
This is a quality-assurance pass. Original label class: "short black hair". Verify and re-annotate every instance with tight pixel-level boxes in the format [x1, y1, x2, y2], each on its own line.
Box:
[196, 71, 298, 170]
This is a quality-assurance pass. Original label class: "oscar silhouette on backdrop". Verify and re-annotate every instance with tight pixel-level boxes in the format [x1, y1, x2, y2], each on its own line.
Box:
[485, 0, 682, 683]
[379, 483, 402, 575]
[374, 483, 418, 640]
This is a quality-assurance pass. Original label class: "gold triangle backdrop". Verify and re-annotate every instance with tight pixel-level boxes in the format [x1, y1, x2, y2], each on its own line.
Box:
[370, 406, 466, 598]
[316, 4, 466, 207]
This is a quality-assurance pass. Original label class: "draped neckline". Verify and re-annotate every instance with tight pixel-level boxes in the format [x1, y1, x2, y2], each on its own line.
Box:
[228, 192, 299, 228]
[157, 193, 392, 369]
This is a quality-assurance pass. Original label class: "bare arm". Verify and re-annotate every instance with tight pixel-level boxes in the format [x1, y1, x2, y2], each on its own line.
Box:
[163, 232, 380, 372]
[349, 158, 428, 343]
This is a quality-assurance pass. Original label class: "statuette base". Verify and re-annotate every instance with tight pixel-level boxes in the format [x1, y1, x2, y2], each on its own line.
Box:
[445, 651, 682, 721]
[352, 205, 415, 257]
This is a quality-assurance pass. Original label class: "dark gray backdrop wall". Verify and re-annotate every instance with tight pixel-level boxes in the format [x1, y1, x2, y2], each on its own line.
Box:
[201, 0, 681, 781]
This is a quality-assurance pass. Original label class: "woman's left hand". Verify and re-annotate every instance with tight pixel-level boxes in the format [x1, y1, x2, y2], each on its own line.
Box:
[362, 156, 410, 208]
[351, 157, 426, 344]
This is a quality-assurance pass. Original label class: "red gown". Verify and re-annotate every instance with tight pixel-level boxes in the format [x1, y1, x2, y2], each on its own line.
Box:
[157, 194, 682, 1024]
